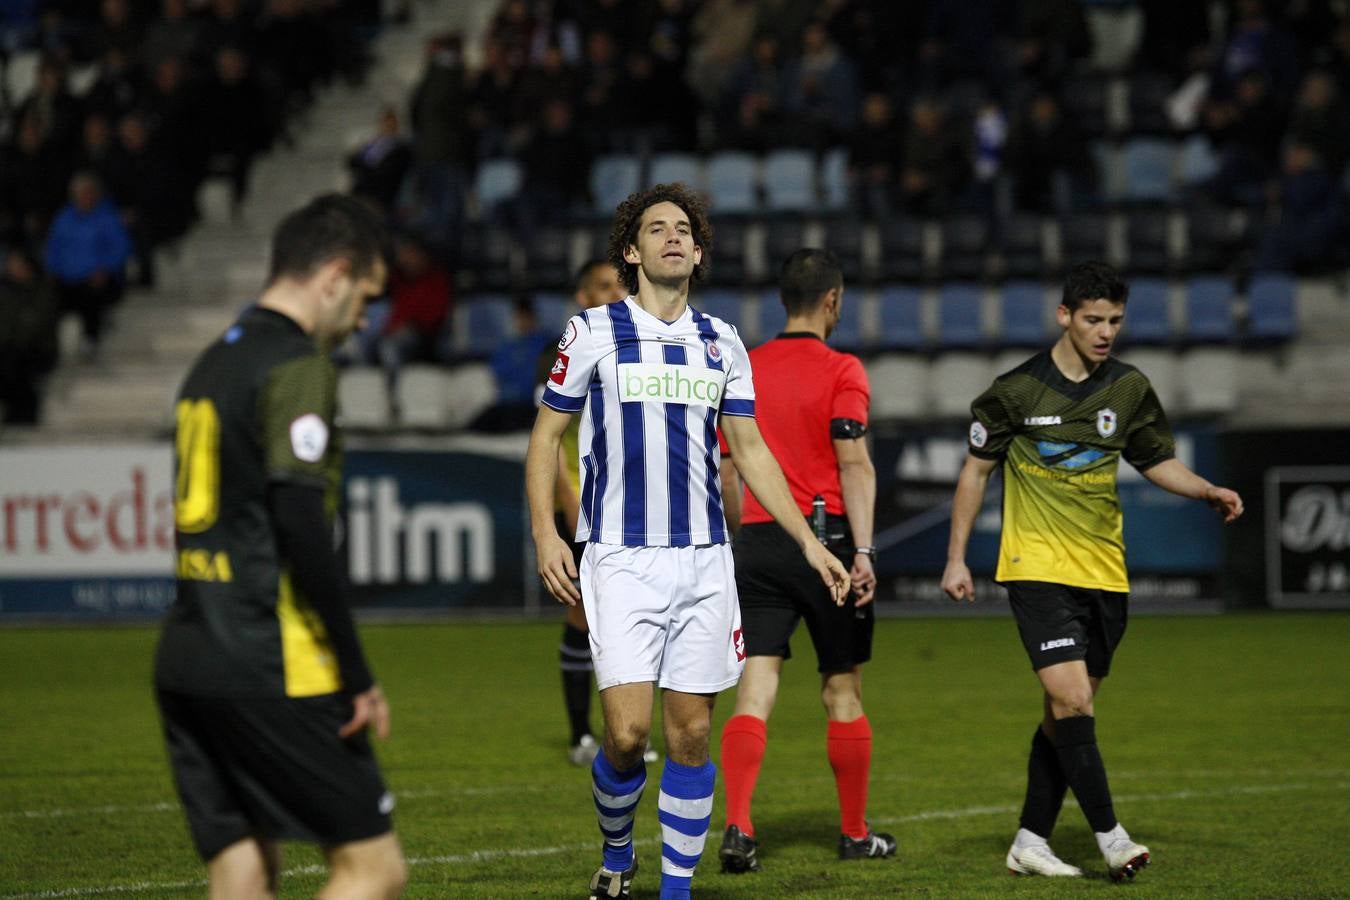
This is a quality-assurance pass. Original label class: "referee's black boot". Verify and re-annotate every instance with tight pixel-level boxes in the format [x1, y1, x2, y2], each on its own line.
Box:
[719, 825, 762, 873]
[839, 828, 897, 860]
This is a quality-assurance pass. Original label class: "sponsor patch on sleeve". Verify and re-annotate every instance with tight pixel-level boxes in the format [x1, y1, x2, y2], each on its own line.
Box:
[549, 352, 570, 385]
[969, 420, 988, 449]
[558, 321, 578, 351]
[290, 413, 329, 463]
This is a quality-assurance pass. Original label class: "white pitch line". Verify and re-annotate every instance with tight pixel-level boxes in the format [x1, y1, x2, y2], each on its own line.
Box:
[5, 781, 1346, 900]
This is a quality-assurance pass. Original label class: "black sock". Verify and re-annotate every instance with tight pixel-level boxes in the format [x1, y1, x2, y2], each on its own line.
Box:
[1019, 725, 1067, 839]
[1051, 715, 1118, 834]
[560, 623, 593, 745]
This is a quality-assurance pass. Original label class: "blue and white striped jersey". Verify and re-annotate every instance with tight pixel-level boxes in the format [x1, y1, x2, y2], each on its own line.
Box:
[541, 296, 756, 547]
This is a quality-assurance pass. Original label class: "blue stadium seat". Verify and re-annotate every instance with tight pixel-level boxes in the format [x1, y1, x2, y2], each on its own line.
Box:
[877, 285, 924, 350]
[693, 289, 745, 329]
[1000, 281, 1048, 346]
[820, 146, 851, 210]
[763, 149, 817, 211]
[706, 152, 759, 213]
[590, 154, 642, 215]
[1121, 138, 1177, 204]
[1178, 134, 1220, 188]
[1184, 277, 1236, 342]
[829, 288, 865, 351]
[474, 158, 523, 211]
[648, 152, 703, 191]
[1247, 274, 1297, 342]
[936, 284, 985, 348]
[1123, 277, 1172, 344]
[533, 292, 573, 335]
[464, 294, 515, 355]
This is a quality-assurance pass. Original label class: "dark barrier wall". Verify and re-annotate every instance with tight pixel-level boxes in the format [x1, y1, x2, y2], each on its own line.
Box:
[1223, 429, 1350, 609]
[870, 425, 1225, 609]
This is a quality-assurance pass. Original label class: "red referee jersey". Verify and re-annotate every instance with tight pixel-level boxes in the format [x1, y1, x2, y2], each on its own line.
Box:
[727, 332, 869, 525]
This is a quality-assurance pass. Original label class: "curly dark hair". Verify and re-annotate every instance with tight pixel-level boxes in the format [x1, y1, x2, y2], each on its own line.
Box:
[607, 183, 713, 294]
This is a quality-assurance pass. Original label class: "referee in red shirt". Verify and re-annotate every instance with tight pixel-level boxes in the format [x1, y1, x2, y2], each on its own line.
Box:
[717, 248, 896, 873]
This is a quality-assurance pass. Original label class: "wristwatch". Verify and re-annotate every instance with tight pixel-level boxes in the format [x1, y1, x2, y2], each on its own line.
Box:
[854, 546, 877, 560]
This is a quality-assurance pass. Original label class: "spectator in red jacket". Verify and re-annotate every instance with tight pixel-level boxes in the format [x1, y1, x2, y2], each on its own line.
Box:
[377, 232, 452, 377]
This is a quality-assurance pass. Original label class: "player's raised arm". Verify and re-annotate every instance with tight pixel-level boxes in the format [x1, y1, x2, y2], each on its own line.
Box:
[941, 454, 1000, 602]
[721, 414, 851, 604]
[1139, 458, 1244, 523]
[527, 405, 582, 605]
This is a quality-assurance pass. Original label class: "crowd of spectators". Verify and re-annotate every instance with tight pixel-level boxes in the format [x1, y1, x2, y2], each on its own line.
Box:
[0, 0, 381, 423]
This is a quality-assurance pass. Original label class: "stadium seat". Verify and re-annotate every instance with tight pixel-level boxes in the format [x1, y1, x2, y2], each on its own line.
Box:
[1179, 347, 1238, 415]
[1182, 203, 1243, 273]
[396, 364, 454, 430]
[1060, 210, 1111, 265]
[997, 212, 1051, 279]
[1063, 73, 1112, 138]
[706, 151, 760, 213]
[877, 284, 924, 350]
[1092, 141, 1123, 203]
[458, 225, 517, 291]
[928, 353, 993, 418]
[935, 284, 986, 348]
[590, 154, 642, 216]
[1178, 134, 1220, 188]
[525, 225, 572, 290]
[706, 216, 749, 286]
[820, 146, 851, 210]
[763, 149, 817, 211]
[459, 294, 515, 356]
[757, 287, 787, 341]
[1124, 208, 1174, 274]
[1000, 281, 1050, 346]
[1184, 277, 1236, 342]
[648, 152, 703, 191]
[763, 218, 806, 279]
[474, 157, 523, 211]
[1117, 347, 1179, 409]
[533, 292, 573, 336]
[693, 289, 746, 329]
[1122, 277, 1172, 344]
[1247, 273, 1297, 342]
[445, 362, 498, 430]
[940, 214, 991, 281]
[828, 286, 865, 351]
[866, 353, 928, 419]
[338, 367, 392, 430]
[1121, 138, 1177, 205]
[878, 217, 927, 281]
[822, 216, 867, 282]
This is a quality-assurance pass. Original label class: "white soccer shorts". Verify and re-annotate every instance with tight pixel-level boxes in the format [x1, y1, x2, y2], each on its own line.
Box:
[580, 543, 745, 693]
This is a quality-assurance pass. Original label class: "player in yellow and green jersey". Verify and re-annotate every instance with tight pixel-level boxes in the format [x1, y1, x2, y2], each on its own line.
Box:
[941, 261, 1244, 883]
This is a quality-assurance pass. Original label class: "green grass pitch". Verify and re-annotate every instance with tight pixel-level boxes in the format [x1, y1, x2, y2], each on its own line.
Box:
[2, 613, 1347, 898]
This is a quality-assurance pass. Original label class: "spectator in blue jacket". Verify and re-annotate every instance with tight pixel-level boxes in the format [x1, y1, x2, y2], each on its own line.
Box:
[43, 171, 131, 356]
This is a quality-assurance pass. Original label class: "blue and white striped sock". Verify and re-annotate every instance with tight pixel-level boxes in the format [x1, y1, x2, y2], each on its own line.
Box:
[592, 749, 646, 872]
[657, 758, 715, 900]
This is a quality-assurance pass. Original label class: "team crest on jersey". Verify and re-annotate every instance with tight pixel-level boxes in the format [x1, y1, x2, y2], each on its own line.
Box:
[704, 338, 722, 362]
[1096, 408, 1118, 438]
[549, 353, 570, 385]
[558, 321, 579, 351]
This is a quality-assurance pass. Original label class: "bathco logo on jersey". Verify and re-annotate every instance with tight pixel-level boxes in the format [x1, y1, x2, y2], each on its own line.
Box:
[618, 362, 727, 408]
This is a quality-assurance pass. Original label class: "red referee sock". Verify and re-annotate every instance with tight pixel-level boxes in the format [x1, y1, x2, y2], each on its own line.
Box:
[720, 714, 767, 837]
[827, 715, 873, 840]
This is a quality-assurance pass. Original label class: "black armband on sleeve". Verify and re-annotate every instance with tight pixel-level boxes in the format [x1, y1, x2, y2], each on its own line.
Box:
[268, 482, 374, 695]
[830, 418, 868, 439]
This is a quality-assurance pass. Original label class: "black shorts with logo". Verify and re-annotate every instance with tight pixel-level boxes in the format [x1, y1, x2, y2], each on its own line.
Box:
[1004, 580, 1129, 678]
[734, 519, 873, 673]
[156, 689, 393, 861]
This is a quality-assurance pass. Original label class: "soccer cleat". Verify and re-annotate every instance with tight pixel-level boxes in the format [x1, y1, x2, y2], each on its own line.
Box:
[569, 734, 600, 767]
[719, 824, 761, 873]
[838, 829, 897, 860]
[588, 860, 637, 899]
[1103, 838, 1150, 882]
[1006, 842, 1083, 877]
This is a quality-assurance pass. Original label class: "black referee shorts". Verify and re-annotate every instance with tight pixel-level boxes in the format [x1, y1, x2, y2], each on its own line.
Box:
[734, 520, 873, 673]
[1004, 580, 1129, 678]
[156, 689, 393, 861]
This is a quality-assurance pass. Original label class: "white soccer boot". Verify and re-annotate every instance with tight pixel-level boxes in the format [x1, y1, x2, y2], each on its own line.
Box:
[569, 734, 600, 767]
[1102, 836, 1150, 881]
[1006, 841, 1083, 877]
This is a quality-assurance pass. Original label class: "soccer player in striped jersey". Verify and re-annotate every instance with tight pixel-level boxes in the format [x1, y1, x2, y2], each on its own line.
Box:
[941, 261, 1244, 881]
[526, 184, 850, 900]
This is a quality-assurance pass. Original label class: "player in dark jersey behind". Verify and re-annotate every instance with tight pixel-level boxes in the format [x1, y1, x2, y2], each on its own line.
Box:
[717, 248, 895, 873]
[941, 260, 1243, 882]
[154, 194, 406, 899]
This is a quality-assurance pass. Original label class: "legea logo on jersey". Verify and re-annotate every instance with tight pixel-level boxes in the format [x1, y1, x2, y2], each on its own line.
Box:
[346, 477, 494, 585]
[618, 362, 726, 408]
